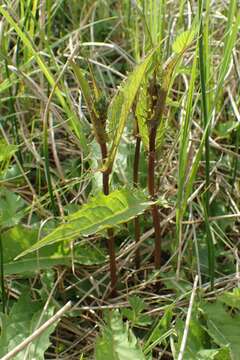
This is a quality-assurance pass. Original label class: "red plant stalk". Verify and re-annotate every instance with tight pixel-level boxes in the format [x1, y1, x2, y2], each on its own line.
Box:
[147, 79, 167, 269]
[148, 125, 161, 268]
[133, 120, 141, 269]
[100, 142, 117, 296]
[133, 123, 141, 269]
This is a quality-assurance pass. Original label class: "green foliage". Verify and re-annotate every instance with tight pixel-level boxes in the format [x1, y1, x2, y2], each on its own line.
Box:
[135, 83, 149, 150]
[189, 348, 230, 360]
[0, 141, 17, 163]
[175, 315, 231, 359]
[210, 200, 234, 232]
[103, 51, 156, 173]
[0, 6, 88, 152]
[155, 116, 169, 150]
[0, 188, 26, 229]
[2, 225, 106, 275]
[175, 317, 212, 359]
[201, 299, 240, 360]
[219, 288, 240, 310]
[95, 310, 146, 360]
[144, 306, 173, 355]
[174, 288, 240, 360]
[172, 30, 195, 54]
[215, 121, 239, 139]
[71, 61, 108, 145]
[0, 292, 57, 359]
[122, 295, 152, 326]
[16, 188, 153, 257]
[176, 53, 198, 218]
[215, 7, 240, 104]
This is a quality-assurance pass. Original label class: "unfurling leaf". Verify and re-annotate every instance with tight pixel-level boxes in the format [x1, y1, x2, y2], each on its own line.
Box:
[156, 118, 168, 150]
[103, 51, 156, 173]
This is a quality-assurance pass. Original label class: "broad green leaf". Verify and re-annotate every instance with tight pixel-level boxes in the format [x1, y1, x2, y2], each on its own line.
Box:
[16, 189, 153, 258]
[95, 310, 146, 360]
[175, 318, 207, 359]
[2, 225, 106, 275]
[122, 296, 152, 327]
[173, 30, 195, 54]
[210, 201, 234, 232]
[4, 251, 105, 275]
[0, 141, 17, 162]
[219, 288, 240, 310]
[194, 348, 231, 360]
[0, 293, 57, 359]
[103, 51, 155, 173]
[215, 121, 239, 139]
[129, 295, 146, 314]
[0, 188, 26, 228]
[175, 315, 230, 360]
[201, 301, 240, 360]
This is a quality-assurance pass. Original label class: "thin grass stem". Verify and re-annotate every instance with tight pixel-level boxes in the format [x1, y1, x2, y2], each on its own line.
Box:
[198, 0, 215, 288]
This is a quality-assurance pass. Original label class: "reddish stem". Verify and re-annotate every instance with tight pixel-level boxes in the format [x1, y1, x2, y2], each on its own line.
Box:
[100, 143, 117, 296]
[133, 132, 141, 268]
[148, 126, 161, 269]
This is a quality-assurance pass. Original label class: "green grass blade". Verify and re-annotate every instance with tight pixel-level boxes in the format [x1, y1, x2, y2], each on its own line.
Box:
[177, 54, 198, 208]
[176, 52, 198, 248]
[182, 5, 240, 212]
[0, 5, 88, 152]
[215, 8, 240, 105]
[198, 0, 214, 287]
